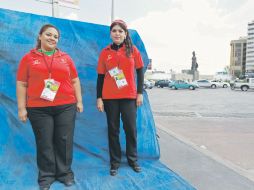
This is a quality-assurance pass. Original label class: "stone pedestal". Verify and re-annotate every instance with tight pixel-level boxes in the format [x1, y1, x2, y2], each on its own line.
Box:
[193, 71, 199, 81]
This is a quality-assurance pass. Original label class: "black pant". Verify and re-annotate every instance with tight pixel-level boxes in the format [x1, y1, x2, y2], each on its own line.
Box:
[27, 104, 76, 186]
[103, 99, 137, 167]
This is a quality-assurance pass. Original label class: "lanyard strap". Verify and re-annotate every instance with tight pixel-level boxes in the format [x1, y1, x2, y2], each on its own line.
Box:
[42, 51, 55, 79]
[105, 51, 121, 73]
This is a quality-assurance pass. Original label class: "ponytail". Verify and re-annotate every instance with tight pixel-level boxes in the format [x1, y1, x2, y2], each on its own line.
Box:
[124, 32, 133, 57]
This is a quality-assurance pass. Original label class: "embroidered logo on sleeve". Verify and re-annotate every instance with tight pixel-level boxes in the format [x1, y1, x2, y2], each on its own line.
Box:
[60, 58, 67, 64]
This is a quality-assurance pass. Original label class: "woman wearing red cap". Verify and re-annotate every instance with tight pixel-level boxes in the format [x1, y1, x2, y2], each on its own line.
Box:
[16, 24, 83, 190]
[96, 19, 144, 176]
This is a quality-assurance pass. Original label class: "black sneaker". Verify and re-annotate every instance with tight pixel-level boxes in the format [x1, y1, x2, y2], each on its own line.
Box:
[110, 165, 119, 176]
[129, 162, 141, 173]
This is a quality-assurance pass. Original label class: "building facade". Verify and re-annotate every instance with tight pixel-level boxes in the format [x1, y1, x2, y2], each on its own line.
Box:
[246, 21, 254, 77]
[145, 70, 172, 81]
[229, 37, 247, 78]
[214, 71, 232, 81]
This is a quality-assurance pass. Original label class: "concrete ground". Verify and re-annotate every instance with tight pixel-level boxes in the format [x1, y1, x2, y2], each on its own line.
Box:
[147, 87, 254, 190]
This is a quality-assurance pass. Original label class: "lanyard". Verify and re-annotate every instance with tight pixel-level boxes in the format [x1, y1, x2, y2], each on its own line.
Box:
[42, 51, 55, 79]
[105, 50, 121, 73]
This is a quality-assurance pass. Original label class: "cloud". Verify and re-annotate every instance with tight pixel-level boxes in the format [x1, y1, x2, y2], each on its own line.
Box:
[207, 0, 248, 14]
[129, 0, 254, 75]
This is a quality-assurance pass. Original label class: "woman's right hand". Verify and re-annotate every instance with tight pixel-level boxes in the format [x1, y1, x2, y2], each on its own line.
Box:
[18, 107, 28, 123]
[97, 98, 104, 112]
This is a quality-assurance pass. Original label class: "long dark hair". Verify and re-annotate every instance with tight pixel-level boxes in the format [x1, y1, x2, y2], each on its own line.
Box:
[110, 20, 133, 57]
[36, 24, 60, 49]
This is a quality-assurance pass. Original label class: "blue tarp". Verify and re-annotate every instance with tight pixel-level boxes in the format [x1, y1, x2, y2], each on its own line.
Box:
[0, 8, 195, 190]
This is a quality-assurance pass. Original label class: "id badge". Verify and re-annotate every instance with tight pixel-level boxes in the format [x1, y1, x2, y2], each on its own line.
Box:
[114, 70, 128, 89]
[40, 79, 60, 101]
[108, 67, 120, 77]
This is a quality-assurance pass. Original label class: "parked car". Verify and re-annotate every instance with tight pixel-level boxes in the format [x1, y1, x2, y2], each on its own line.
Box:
[193, 79, 219, 88]
[155, 80, 172, 88]
[148, 79, 155, 86]
[143, 79, 154, 89]
[169, 80, 198, 90]
[231, 78, 254, 91]
[210, 80, 230, 88]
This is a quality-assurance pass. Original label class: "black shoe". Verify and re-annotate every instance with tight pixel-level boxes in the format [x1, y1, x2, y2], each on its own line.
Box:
[129, 163, 141, 173]
[39, 185, 50, 190]
[63, 179, 75, 187]
[110, 165, 119, 176]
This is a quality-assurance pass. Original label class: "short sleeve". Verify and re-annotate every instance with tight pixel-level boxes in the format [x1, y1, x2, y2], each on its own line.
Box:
[16, 55, 29, 82]
[133, 46, 144, 69]
[68, 56, 78, 79]
[97, 50, 106, 74]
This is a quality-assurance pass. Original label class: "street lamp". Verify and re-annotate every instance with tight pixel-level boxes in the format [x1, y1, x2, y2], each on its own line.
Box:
[36, 0, 59, 17]
[36, 0, 79, 17]
[111, 0, 114, 23]
[52, 0, 59, 17]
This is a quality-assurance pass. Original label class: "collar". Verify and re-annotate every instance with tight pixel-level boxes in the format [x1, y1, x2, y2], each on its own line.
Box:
[38, 49, 56, 56]
[30, 48, 66, 57]
[110, 43, 124, 51]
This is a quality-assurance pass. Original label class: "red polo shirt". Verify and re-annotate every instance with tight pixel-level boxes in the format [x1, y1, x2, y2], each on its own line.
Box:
[17, 49, 78, 107]
[97, 45, 144, 99]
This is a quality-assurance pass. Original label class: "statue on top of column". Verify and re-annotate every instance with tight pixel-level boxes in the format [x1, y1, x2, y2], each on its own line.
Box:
[191, 51, 198, 71]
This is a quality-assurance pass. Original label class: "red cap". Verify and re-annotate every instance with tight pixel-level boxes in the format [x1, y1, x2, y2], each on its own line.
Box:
[111, 19, 127, 29]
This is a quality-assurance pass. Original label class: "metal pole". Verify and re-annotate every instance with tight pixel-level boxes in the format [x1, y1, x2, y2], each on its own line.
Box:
[52, 0, 54, 17]
[52, 0, 59, 17]
[111, 0, 114, 23]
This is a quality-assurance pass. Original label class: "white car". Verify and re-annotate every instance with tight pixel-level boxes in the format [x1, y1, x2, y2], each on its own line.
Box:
[193, 79, 220, 88]
[210, 80, 230, 88]
[232, 78, 254, 91]
[143, 79, 154, 89]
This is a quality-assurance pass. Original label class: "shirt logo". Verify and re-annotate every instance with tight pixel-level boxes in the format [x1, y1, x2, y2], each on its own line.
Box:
[32, 60, 40, 65]
[107, 55, 112, 61]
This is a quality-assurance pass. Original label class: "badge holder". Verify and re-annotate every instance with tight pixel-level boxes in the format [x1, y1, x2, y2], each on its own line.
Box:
[108, 67, 128, 89]
[40, 79, 60, 101]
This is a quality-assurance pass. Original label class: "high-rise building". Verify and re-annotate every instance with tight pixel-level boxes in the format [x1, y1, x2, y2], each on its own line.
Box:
[229, 37, 247, 78]
[246, 20, 254, 77]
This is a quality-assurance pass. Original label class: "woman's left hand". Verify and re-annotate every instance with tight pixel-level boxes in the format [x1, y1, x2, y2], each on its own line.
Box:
[136, 94, 143, 107]
[77, 101, 83, 113]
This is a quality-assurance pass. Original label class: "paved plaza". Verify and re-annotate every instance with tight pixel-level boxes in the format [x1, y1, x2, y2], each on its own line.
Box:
[147, 87, 254, 190]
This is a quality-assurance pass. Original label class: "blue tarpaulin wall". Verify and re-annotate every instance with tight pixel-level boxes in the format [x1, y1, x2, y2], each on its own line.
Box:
[0, 8, 195, 190]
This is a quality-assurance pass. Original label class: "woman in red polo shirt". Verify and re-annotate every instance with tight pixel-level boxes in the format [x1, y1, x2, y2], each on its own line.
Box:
[96, 19, 144, 176]
[16, 24, 83, 190]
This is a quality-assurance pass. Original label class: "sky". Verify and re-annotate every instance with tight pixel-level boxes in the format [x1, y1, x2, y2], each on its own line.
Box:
[1, 0, 254, 75]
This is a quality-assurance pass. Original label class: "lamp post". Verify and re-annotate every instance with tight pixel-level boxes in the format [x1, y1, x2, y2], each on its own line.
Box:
[111, 0, 114, 23]
[36, 0, 59, 17]
[52, 0, 59, 17]
[36, 0, 79, 18]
